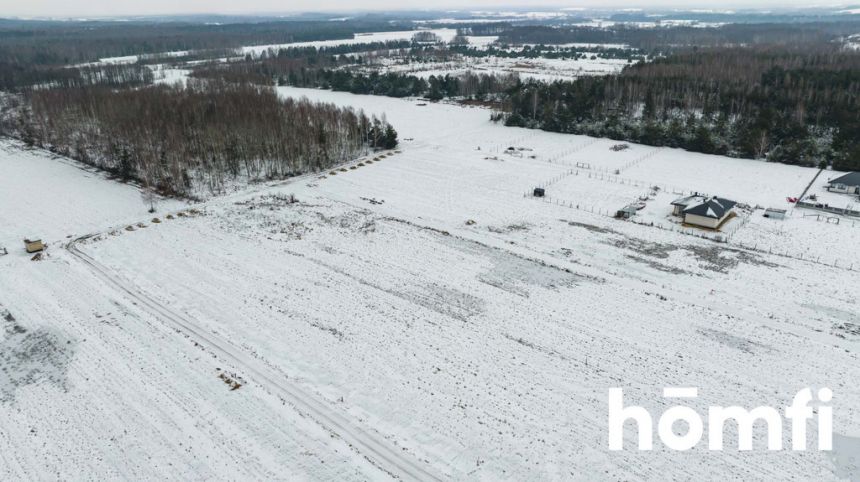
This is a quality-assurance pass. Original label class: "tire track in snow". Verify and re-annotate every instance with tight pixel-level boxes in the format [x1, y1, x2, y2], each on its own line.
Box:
[66, 236, 442, 482]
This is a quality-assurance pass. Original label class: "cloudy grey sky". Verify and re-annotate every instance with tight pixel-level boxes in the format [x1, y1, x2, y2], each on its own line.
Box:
[1, 0, 846, 18]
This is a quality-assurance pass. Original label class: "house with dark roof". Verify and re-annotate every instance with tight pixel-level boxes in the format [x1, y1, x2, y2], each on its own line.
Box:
[671, 195, 737, 229]
[670, 194, 707, 216]
[826, 172, 860, 195]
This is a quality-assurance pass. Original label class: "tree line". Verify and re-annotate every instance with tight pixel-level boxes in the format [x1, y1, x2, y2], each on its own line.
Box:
[189, 29, 860, 170]
[191, 43, 521, 100]
[0, 63, 154, 92]
[494, 22, 860, 51]
[501, 45, 860, 170]
[0, 18, 405, 91]
[448, 44, 645, 62]
[2, 80, 397, 196]
[0, 19, 402, 66]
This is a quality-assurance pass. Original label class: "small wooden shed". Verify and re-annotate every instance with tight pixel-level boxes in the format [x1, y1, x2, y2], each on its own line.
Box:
[763, 208, 787, 220]
[533, 187, 545, 197]
[24, 238, 44, 253]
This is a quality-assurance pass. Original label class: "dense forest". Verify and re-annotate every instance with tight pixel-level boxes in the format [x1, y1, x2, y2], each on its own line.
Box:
[2, 80, 397, 196]
[0, 19, 400, 91]
[495, 22, 860, 51]
[194, 56, 519, 101]
[502, 46, 860, 170]
[190, 40, 417, 86]
[0, 19, 400, 65]
[190, 38, 522, 99]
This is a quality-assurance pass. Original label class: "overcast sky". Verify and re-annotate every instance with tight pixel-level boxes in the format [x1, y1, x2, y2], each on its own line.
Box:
[1, 0, 847, 18]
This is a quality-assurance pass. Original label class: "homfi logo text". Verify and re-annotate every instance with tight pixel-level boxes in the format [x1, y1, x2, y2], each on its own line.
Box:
[608, 387, 832, 451]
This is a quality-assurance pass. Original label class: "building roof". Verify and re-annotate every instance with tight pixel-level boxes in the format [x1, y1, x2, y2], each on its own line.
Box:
[671, 194, 707, 207]
[828, 172, 860, 187]
[683, 196, 737, 219]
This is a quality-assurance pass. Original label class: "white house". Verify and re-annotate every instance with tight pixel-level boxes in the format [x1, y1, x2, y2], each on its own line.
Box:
[826, 172, 860, 195]
[671, 195, 737, 229]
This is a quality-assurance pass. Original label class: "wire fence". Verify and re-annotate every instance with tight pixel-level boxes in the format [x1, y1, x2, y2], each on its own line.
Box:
[798, 212, 860, 228]
[485, 131, 542, 154]
[524, 192, 619, 217]
[729, 238, 859, 272]
[523, 192, 860, 273]
[518, 143, 859, 272]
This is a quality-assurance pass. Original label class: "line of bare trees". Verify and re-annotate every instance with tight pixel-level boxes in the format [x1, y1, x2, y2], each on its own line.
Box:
[0, 63, 154, 92]
[4, 79, 396, 196]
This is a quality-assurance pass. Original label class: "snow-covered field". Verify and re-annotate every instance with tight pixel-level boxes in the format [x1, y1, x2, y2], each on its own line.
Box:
[381, 55, 629, 81]
[1, 87, 859, 480]
[0, 141, 185, 252]
[622, 151, 814, 208]
[241, 29, 462, 57]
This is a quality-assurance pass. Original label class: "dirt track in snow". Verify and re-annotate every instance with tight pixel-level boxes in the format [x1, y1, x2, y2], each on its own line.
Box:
[66, 235, 441, 482]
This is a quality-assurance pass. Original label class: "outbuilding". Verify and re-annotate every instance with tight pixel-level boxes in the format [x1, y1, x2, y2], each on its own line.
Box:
[533, 187, 545, 197]
[615, 205, 638, 219]
[826, 172, 860, 195]
[670, 194, 708, 216]
[763, 208, 787, 220]
[24, 238, 44, 253]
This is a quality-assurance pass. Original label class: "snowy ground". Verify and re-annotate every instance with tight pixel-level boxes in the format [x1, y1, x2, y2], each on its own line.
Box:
[1, 88, 858, 480]
[621, 150, 814, 208]
[379, 55, 630, 81]
[241, 29, 463, 57]
[0, 141, 186, 254]
[150, 64, 191, 86]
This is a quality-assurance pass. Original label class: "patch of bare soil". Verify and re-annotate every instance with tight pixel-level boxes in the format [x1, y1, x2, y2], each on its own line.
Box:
[605, 233, 779, 274]
[400, 283, 486, 323]
[832, 322, 860, 340]
[560, 219, 620, 235]
[611, 238, 676, 259]
[487, 223, 530, 234]
[697, 328, 772, 354]
[684, 245, 780, 274]
[624, 254, 689, 275]
[1, 308, 75, 403]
